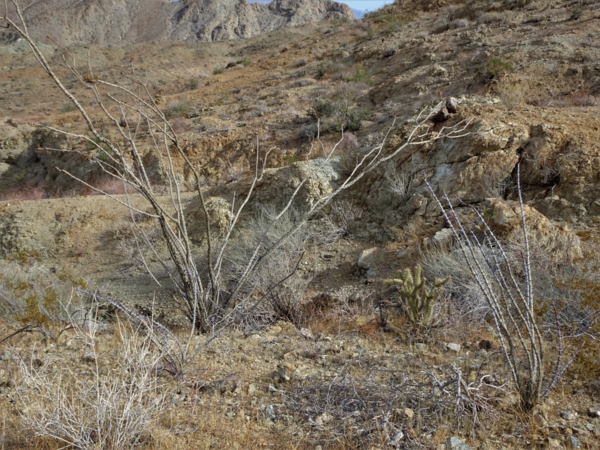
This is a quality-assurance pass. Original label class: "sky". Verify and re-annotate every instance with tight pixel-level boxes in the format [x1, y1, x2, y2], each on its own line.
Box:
[247, 1, 395, 13]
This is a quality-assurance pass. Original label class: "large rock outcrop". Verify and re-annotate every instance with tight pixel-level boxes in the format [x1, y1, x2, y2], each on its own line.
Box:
[1, 0, 353, 46]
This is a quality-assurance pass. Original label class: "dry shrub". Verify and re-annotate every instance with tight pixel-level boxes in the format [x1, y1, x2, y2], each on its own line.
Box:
[541, 231, 600, 381]
[268, 289, 334, 327]
[81, 177, 128, 196]
[224, 206, 310, 326]
[0, 185, 46, 202]
[421, 242, 492, 322]
[16, 325, 168, 450]
[338, 132, 359, 152]
[170, 118, 191, 133]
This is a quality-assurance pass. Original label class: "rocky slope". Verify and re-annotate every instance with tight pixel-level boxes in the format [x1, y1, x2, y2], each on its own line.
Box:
[1, 2, 600, 447]
[1, 0, 353, 45]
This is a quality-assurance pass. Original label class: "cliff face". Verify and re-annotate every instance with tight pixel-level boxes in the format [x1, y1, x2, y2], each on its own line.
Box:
[3, 0, 353, 45]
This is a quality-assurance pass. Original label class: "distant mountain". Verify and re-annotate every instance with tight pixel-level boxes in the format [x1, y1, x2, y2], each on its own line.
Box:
[351, 8, 365, 19]
[2, 0, 354, 46]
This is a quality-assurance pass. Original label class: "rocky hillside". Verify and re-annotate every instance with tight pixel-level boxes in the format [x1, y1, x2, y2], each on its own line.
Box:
[1, 1, 600, 448]
[1, 0, 353, 45]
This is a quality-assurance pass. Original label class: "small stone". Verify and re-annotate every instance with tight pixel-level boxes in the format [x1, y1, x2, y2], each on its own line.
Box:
[277, 362, 295, 382]
[247, 384, 257, 396]
[561, 411, 576, 420]
[81, 352, 96, 363]
[445, 436, 472, 450]
[431, 107, 450, 123]
[383, 47, 396, 58]
[386, 430, 404, 446]
[314, 412, 333, 425]
[566, 436, 581, 448]
[587, 406, 600, 418]
[431, 228, 454, 245]
[446, 343, 461, 352]
[414, 343, 427, 353]
[263, 405, 277, 421]
[546, 438, 565, 450]
[300, 328, 314, 340]
[446, 97, 459, 114]
[358, 247, 380, 270]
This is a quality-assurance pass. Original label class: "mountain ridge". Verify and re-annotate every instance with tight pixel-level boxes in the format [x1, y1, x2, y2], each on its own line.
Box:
[2, 0, 354, 45]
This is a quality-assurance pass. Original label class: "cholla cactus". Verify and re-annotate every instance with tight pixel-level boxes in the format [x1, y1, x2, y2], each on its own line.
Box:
[385, 264, 449, 326]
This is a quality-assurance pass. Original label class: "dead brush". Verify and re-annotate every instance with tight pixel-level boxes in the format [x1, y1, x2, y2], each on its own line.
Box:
[425, 165, 584, 411]
[282, 364, 505, 448]
[0, 185, 46, 202]
[15, 319, 169, 450]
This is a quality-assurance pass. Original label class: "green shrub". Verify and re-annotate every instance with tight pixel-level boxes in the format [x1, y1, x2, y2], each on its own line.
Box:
[346, 64, 374, 86]
[316, 61, 332, 79]
[310, 95, 366, 133]
[186, 78, 199, 90]
[310, 98, 337, 118]
[1, 255, 88, 341]
[167, 100, 194, 118]
[61, 101, 78, 113]
[298, 123, 319, 141]
[485, 56, 513, 81]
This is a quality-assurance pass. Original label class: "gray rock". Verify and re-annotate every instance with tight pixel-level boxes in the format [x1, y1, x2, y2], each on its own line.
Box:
[414, 343, 427, 353]
[0, 162, 12, 178]
[383, 47, 396, 57]
[566, 436, 581, 448]
[444, 342, 461, 353]
[445, 436, 473, 450]
[358, 247, 380, 270]
[263, 404, 277, 421]
[424, 228, 454, 247]
[446, 97, 459, 114]
[386, 430, 404, 446]
[546, 438, 565, 450]
[561, 411, 576, 420]
[587, 406, 600, 418]
[431, 107, 450, 123]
